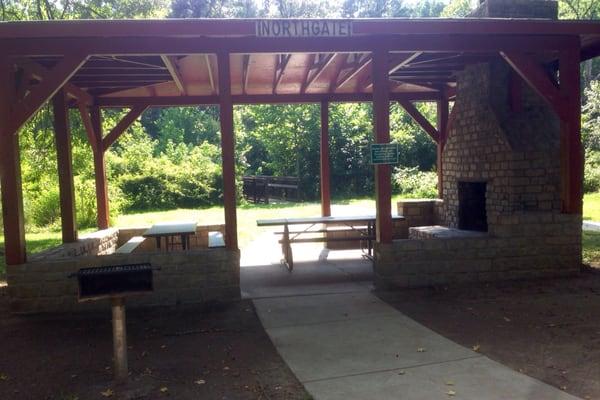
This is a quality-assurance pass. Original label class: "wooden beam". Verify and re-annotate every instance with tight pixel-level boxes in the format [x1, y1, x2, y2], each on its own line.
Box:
[91, 106, 110, 229]
[160, 55, 186, 95]
[436, 94, 449, 199]
[78, 103, 98, 153]
[300, 54, 315, 94]
[389, 52, 423, 74]
[559, 47, 583, 214]
[336, 54, 371, 90]
[273, 54, 291, 94]
[95, 91, 441, 107]
[320, 100, 331, 217]
[500, 51, 567, 121]
[9, 54, 87, 134]
[329, 54, 349, 92]
[242, 54, 251, 95]
[304, 53, 336, 92]
[102, 105, 148, 151]
[217, 52, 238, 250]
[205, 54, 215, 95]
[373, 48, 392, 244]
[0, 34, 578, 56]
[0, 60, 26, 265]
[52, 89, 78, 243]
[398, 99, 439, 142]
[17, 60, 93, 105]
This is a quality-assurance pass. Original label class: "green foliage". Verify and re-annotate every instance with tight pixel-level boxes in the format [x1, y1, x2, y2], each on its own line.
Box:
[440, 0, 473, 17]
[584, 150, 600, 194]
[392, 167, 438, 199]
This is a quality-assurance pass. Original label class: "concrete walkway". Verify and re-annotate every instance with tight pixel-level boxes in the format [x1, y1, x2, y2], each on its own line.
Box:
[241, 243, 580, 399]
[583, 221, 600, 231]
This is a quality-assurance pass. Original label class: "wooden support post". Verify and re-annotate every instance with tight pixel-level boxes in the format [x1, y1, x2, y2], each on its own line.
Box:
[0, 61, 26, 265]
[218, 52, 239, 250]
[52, 89, 78, 243]
[320, 100, 331, 217]
[559, 48, 582, 214]
[436, 94, 449, 199]
[91, 106, 110, 229]
[372, 48, 392, 244]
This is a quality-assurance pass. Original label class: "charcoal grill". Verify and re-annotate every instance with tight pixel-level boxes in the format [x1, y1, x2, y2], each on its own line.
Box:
[70, 263, 158, 381]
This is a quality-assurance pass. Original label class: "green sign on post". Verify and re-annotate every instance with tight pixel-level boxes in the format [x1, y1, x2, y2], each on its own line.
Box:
[370, 143, 399, 165]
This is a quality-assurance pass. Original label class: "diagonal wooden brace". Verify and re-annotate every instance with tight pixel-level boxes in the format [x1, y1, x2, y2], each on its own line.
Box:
[398, 99, 439, 142]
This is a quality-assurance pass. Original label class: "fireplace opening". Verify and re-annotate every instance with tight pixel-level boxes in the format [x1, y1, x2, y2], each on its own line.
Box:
[458, 181, 488, 232]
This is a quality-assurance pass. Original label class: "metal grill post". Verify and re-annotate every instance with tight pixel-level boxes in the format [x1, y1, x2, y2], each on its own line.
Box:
[111, 296, 128, 381]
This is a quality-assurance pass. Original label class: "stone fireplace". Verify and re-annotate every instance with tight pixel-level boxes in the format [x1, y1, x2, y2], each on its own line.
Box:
[373, 0, 582, 289]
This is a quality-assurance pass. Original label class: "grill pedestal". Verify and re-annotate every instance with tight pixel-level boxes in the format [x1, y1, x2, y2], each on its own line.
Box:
[112, 297, 128, 381]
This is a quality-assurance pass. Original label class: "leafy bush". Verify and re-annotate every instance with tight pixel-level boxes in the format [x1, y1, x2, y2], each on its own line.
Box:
[392, 167, 438, 199]
[585, 150, 600, 194]
[30, 185, 61, 227]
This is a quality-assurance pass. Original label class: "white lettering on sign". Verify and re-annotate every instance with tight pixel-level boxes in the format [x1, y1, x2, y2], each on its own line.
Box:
[256, 20, 352, 38]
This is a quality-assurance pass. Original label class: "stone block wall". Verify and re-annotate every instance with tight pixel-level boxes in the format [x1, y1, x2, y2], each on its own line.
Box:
[374, 212, 581, 289]
[7, 248, 240, 314]
[397, 199, 442, 227]
[29, 229, 119, 261]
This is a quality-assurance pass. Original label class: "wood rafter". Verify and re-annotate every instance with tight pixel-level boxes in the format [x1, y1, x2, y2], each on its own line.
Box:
[242, 54, 251, 95]
[335, 54, 371, 90]
[300, 54, 316, 94]
[8, 54, 88, 134]
[205, 54, 215, 94]
[77, 103, 98, 153]
[17, 60, 94, 105]
[330, 53, 350, 92]
[160, 55, 186, 95]
[102, 105, 148, 151]
[362, 52, 424, 91]
[303, 53, 336, 92]
[398, 99, 439, 142]
[500, 51, 566, 120]
[273, 54, 291, 94]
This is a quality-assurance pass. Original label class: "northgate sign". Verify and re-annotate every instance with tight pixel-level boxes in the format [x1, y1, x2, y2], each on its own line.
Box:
[256, 20, 353, 37]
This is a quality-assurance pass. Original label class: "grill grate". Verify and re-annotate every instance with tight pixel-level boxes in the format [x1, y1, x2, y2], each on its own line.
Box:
[71, 263, 156, 301]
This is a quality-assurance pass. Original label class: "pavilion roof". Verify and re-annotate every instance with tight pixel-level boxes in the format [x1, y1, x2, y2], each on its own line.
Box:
[1, 18, 599, 106]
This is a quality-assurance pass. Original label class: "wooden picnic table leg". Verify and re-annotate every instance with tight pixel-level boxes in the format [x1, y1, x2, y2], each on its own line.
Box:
[282, 223, 293, 271]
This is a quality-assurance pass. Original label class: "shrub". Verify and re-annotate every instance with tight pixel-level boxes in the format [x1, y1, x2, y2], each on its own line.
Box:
[392, 167, 438, 199]
[29, 185, 61, 227]
[584, 150, 600, 194]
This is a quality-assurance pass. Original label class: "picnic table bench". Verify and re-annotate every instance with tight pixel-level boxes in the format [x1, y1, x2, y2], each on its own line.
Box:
[257, 215, 405, 271]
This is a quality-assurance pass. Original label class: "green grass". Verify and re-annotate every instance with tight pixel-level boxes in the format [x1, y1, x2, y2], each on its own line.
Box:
[584, 192, 600, 221]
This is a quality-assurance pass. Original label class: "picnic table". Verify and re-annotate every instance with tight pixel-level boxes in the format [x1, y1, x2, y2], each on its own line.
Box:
[256, 215, 405, 271]
[143, 221, 197, 251]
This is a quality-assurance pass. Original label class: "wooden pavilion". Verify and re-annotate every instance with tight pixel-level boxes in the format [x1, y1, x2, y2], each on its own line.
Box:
[0, 14, 599, 270]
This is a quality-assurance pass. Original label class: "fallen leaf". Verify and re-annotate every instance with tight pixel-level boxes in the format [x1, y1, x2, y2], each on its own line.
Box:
[0, 373, 7, 380]
[159, 387, 168, 393]
[101, 389, 114, 397]
[195, 379, 206, 385]
[161, 345, 167, 349]
[70, 374, 78, 379]
[223, 366, 230, 371]
[560, 386, 567, 391]
[398, 370, 405, 375]
[446, 389, 456, 396]
[417, 348, 426, 353]
[472, 344, 481, 352]
[503, 316, 511, 322]
[446, 381, 454, 386]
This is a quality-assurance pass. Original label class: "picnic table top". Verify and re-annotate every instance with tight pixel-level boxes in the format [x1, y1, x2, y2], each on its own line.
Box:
[256, 214, 405, 227]
[143, 221, 198, 237]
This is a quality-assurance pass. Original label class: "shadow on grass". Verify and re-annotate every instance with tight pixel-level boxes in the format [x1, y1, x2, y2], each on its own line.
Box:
[584, 230, 600, 265]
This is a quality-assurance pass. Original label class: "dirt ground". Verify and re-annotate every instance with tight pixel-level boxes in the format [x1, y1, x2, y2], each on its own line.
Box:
[377, 268, 600, 400]
[0, 292, 311, 400]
